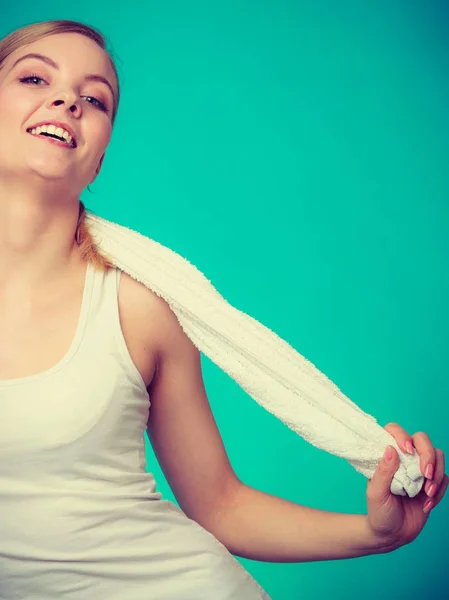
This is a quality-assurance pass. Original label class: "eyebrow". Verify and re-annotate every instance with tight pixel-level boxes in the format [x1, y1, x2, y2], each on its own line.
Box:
[10, 52, 116, 106]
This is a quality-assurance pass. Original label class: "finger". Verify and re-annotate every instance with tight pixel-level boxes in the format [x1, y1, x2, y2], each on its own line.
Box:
[367, 445, 400, 504]
[384, 422, 415, 455]
[424, 474, 448, 513]
[412, 431, 437, 481]
[427, 449, 446, 498]
[433, 474, 449, 508]
[433, 449, 445, 484]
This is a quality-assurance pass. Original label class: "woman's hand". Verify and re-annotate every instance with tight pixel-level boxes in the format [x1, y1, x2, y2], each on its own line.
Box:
[366, 423, 448, 551]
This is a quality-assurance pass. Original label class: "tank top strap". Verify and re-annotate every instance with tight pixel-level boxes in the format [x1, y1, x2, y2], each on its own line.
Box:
[81, 264, 146, 390]
[85, 263, 120, 331]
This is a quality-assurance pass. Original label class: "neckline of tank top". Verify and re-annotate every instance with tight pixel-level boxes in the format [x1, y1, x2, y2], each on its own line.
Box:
[0, 261, 94, 388]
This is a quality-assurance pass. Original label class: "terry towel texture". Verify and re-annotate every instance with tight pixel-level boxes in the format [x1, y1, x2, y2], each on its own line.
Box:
[86, 212, 424, 498]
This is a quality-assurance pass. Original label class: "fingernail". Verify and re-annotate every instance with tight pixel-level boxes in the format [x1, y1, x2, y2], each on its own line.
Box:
[405, 441, 414, 455]
[423, 499, 433, 513]
[426, 464, 434, 480]
[428, 483, 437, 498]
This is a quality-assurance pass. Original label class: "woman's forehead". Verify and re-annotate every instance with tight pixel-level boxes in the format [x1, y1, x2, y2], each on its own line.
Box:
[5, 32, 118, 95]
[10, 33, 115, 77]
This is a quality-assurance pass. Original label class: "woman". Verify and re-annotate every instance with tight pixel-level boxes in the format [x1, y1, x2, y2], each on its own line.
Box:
[0, 19, 446, 599]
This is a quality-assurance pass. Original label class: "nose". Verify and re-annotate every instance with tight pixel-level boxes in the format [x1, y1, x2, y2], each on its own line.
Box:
[49, 95, 81, 117]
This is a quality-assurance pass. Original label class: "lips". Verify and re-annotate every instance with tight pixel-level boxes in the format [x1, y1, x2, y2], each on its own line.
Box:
[28, 132, 75, 150]
[26, 120, 78, 148]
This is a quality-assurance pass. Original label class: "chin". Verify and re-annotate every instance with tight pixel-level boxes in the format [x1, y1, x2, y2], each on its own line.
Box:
[24, 159, 74, 177]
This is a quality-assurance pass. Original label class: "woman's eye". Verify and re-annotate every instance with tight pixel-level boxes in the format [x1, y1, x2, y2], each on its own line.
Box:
[85, 96, 109, 113]
[18, 75, 109, 114]
[19, 75, 45, 85]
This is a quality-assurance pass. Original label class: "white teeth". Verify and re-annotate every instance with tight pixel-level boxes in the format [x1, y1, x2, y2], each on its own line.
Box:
[29, 124, 74, 147]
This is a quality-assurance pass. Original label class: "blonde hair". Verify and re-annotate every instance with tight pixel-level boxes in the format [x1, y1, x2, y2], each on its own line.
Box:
[0, 19, 120, 272]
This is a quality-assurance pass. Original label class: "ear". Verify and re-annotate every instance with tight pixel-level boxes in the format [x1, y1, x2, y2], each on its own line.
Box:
[90, 153, 106, 184]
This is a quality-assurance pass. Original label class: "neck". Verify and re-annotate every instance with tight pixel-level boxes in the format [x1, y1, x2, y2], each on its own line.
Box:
[0, 179, 83, 294]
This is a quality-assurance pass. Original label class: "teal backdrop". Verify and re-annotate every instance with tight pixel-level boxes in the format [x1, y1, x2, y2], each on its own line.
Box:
[2, 1, 448, 598]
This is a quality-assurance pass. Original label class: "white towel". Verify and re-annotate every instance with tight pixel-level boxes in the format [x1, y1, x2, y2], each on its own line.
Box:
[86, 212, 424, 498]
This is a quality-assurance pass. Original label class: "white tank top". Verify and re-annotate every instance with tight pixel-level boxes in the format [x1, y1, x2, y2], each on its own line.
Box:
[0, 262, 269, 600]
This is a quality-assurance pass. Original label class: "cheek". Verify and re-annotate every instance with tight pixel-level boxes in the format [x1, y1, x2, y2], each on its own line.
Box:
[0, 91, 31, 158]
[100, 128, 112, 149]
[0, 89, 36, 129]
[81, 119, 112, 169]
[89, 120, 112, 153]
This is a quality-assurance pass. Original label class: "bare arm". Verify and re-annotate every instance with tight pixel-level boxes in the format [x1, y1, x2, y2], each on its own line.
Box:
[202, 485, 392, 562]
[146, 295, 241, 530]
[146, 296, 391, 562]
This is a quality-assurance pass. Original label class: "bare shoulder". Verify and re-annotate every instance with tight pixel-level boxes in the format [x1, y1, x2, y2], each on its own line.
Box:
[119, 270, 192, 348]
[117, 270, 199, 388]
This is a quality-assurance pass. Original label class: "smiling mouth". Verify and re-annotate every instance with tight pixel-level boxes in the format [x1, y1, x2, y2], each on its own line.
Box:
[27, 129, 77, 148]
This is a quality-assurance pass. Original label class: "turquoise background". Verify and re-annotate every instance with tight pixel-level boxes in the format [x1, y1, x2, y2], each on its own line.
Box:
[2, 1, 448, 597]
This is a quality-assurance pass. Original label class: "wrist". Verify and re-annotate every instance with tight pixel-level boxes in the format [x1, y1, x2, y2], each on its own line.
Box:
[363, 516, 399, 555]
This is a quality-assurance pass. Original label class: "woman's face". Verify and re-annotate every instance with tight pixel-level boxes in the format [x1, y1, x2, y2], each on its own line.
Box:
[0, 32, 118, 192]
